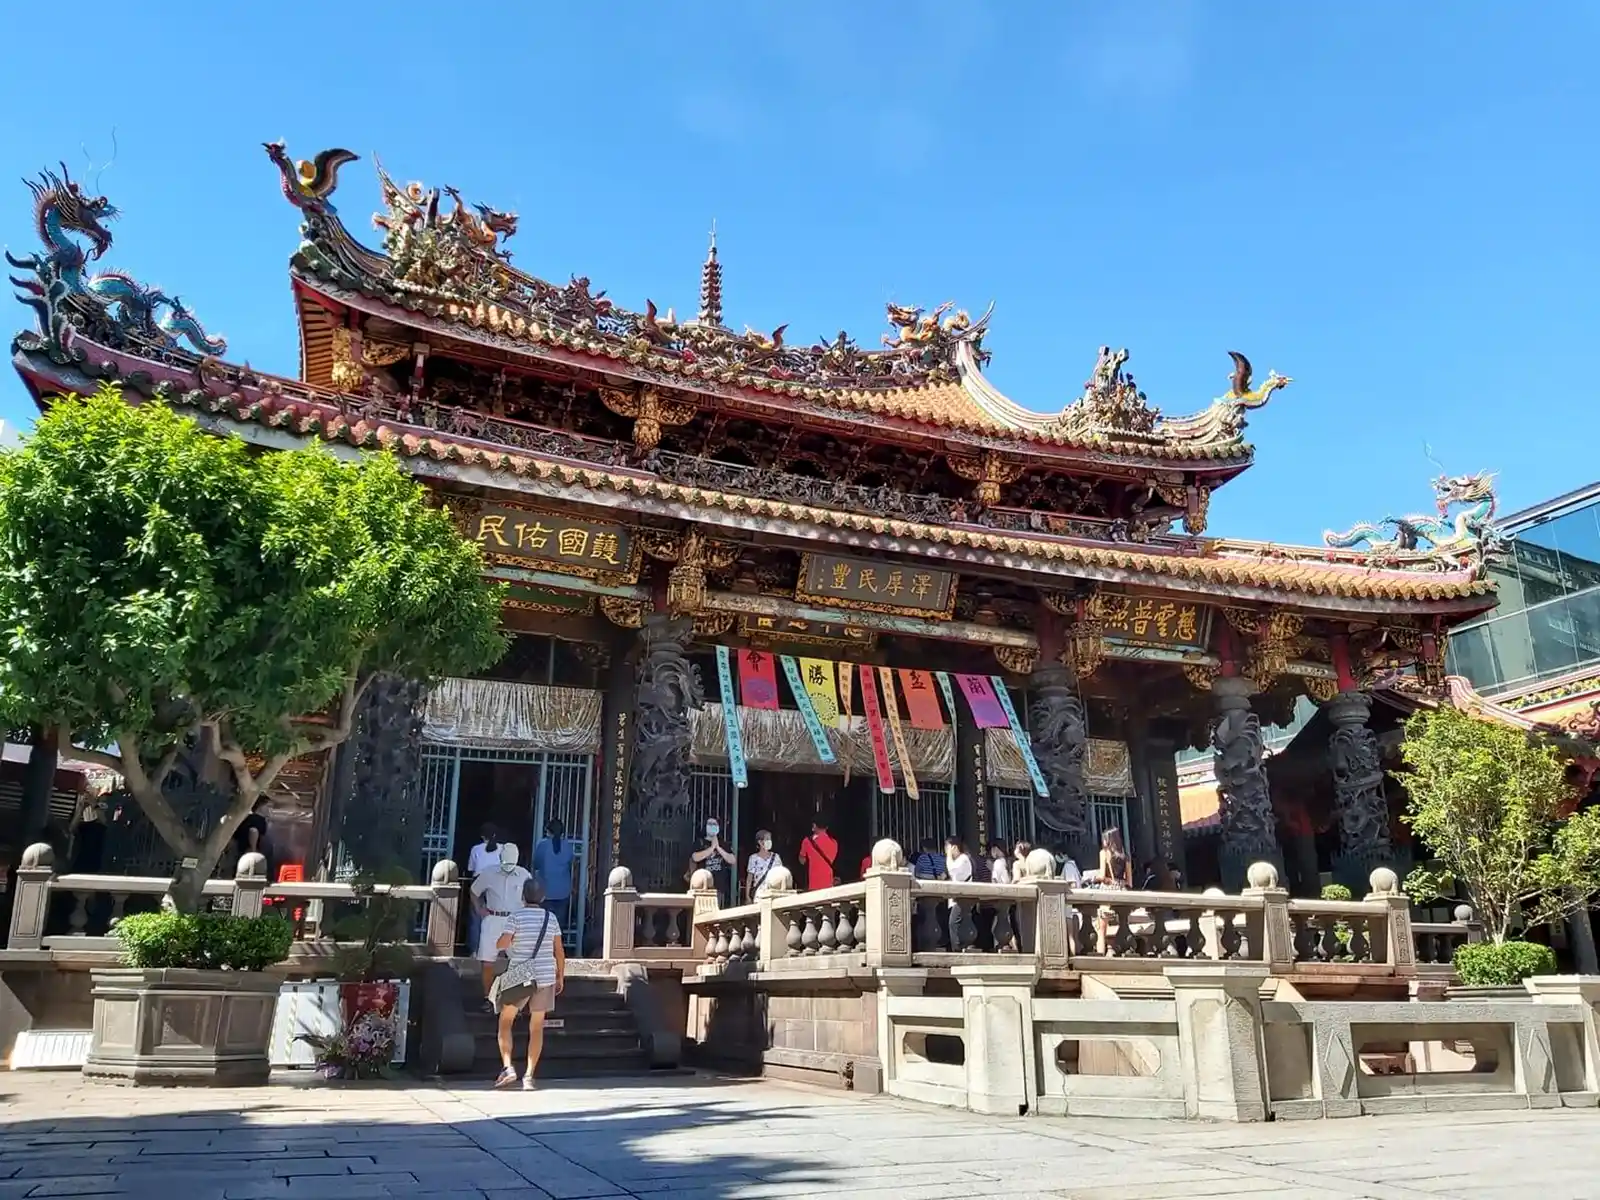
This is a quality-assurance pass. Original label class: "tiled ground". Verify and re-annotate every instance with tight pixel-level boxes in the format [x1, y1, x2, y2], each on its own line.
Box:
[0, 1072, 1595, 1199]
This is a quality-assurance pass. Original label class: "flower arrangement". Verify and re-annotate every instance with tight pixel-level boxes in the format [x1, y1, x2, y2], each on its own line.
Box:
[298, 1006, 398, 1080]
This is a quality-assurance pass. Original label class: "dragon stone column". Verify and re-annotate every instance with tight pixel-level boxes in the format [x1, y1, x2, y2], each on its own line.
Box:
[623, 616, 703, 894]
[1325, 691, 1395, 894]
[1027, 665, 1094, 866]
[1212, 676, 1282, 890]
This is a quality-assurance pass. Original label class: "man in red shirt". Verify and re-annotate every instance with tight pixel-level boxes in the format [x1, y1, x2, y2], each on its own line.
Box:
[798, 819, 839, 891]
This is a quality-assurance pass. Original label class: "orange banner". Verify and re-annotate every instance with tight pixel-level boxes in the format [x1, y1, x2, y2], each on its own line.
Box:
[896, 669, 946, 730]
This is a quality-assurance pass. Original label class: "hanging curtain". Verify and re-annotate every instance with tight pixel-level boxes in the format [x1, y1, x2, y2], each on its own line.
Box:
[421, 678, 602, 752]
[692, 704, 955, 782]
[984, 730, 1135, 796]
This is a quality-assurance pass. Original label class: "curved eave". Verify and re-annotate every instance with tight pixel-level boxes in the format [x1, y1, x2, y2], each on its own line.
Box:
[291, 271, 1256, 477]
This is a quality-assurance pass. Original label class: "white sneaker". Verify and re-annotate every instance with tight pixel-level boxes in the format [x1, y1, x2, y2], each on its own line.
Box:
[521, 1072, 536, 1091]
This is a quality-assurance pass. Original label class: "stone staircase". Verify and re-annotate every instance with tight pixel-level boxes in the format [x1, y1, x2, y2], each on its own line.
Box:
[457, 969, 654, 1079]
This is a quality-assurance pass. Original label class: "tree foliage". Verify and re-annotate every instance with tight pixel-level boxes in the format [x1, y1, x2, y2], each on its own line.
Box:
[1399, 705, 1600, 942]
[0, 385, 507, 904]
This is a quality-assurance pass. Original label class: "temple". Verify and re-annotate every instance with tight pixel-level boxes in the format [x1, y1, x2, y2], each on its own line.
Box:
[8, 146, 1509, 953]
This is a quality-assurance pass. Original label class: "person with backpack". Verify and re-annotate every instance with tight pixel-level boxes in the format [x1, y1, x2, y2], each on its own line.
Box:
[797, 819, 839, 891]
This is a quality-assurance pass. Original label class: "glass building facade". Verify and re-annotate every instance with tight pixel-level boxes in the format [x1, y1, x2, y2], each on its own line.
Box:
[1446, 483, 1600, 696]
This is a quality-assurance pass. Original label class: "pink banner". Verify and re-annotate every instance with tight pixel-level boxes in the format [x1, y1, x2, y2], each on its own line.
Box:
[859, 664, 897, 794]
[738, 650, 781, 710]
[954, 673, 1011, 728]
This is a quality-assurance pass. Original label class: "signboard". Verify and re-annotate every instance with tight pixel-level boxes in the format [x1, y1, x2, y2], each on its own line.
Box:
[503, 584, 595, 617]
[471, 504, 640, 582]
[738, 614, 875, 648]
[795, 553, 957, 619]
[1094, 595, 1209, 650]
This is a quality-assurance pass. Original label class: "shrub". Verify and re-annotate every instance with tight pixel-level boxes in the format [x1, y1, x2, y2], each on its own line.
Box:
[1320, 884, 1353, 902]
[1453, 940, 1557, 987]
[114, 912, 293, 971]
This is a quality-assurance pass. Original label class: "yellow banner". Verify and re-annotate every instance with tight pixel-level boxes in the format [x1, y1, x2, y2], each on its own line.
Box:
[877, 666, 919, 799]
[798, 658, 839, 725]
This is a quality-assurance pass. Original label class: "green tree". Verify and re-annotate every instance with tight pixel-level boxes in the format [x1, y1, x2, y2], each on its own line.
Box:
[0, 385, 507, 908]
[1399, 705, 1600, 943]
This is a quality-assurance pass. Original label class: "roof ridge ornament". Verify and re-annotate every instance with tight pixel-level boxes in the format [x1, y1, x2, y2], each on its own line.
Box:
[1051, 346, 1163, 441]
[1324, 470, 1508, 579]
[697, 222, 723, 327]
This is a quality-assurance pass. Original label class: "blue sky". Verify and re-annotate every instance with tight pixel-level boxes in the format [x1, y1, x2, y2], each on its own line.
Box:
[2, 2, 1596, 545]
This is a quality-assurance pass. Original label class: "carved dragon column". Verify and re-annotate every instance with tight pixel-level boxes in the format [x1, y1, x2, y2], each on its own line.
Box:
[623, 616, 704, 893]
[1211, 676, 1281, 891]
[1028, 666, 1094, 866]
[1322, 635, 1396, 894]
[337, 673, 428, 878]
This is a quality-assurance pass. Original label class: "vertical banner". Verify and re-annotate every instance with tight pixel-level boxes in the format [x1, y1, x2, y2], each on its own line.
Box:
[878, 667, 920, 800]
[935, 671, 960, 726]
[798, 657, 840, 725]
[781, 656, 837, 765]
[897, 668, 946, 730]
[954, 673, 1012, 729]
[737, 650, 781, 710]
[858, 663, 896, 794]
[715, 646, 748, 789]
[989, 675, 1049, 799]
[837, 661, 855, 785]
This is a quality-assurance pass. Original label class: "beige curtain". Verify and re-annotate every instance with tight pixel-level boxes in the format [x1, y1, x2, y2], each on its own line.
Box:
[985, 730, 1134, 795]
[692, 704, 956, 782]
[422, 678, 602, 752]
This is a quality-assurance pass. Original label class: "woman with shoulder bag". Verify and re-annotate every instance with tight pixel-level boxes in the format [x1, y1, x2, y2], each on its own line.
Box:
[491, 878, 565, 1090]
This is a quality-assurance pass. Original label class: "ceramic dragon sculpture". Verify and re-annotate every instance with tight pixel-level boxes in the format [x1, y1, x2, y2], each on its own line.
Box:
[7, 165, 226, 357]
[1323, 470, 1507, 574]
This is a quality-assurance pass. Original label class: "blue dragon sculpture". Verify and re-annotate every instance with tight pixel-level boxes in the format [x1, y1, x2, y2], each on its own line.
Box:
[1323, 470, 1508, 574]
[7, 164, 226, 358]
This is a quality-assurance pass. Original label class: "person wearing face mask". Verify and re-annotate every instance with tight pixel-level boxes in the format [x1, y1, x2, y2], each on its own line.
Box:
[471, 842, 531, 1009]
[744, 829, 782, 902]
[690, 818, 736, 905]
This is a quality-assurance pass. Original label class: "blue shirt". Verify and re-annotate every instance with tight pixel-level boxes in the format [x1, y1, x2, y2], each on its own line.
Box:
[532, 837, 576, 901]
[912, 852, 946, 880]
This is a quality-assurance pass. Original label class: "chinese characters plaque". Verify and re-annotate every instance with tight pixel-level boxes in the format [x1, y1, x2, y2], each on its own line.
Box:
[795, 553, 957, 619]
[472, 504, 639, 581]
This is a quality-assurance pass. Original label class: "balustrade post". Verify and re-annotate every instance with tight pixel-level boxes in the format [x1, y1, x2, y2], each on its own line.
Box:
[425, 859, 461, 957]
[688, 868, 720, 960]
[1456, 903, 1484, 945]
[1032, 878, 1073, 969]
[757, 864, 795, 966]
[602, 867, 638, 959]
[233, 853, 269, 919]
[862, 840, 913, 968]
[1166, 963, 1272, 1121]
[1364, 867, 1414, 975]
[8, 843, 55, 951]
[1241, 862, 1293, 970]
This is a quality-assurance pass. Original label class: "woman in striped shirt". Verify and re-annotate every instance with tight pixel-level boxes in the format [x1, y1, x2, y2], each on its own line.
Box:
[491, 878, 566, 1089]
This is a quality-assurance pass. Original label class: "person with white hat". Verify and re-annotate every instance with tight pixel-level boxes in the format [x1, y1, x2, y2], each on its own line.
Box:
[471, 842, 530, 1008]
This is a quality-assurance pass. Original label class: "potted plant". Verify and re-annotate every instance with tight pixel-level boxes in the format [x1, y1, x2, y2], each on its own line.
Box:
[327, 868, 418, 1022]
[86, 911, 293, 1085]
[297, 1006, 400, 1081]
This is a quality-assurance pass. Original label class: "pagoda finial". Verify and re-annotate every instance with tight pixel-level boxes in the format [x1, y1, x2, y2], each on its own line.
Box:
[698, 220, 723, 327]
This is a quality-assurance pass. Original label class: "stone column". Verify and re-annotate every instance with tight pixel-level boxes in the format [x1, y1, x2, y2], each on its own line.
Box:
[7, 843, 55, 951]
[951, 963, 1040, 1115]
[602, 867, 638, 960]
[954, 695, 988, 856]
[18, 727, 58, 847]
[1212, 677, 1281, 890]
[623, 616, 703, 892]
[1027, 665, 1093, 865]
[1324, 691, 1394, 894]
[595, 632, 639, 892]
[1569, 900, 1600, 976]
[1165, 963, 1272, 1122]
[1145, 725, 1187, 883]
[425, 859, 461, 958]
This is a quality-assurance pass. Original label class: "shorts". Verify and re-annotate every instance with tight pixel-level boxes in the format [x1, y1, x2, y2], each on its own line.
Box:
[496, 982, 556, 1014]
[477, 914, 510, 962]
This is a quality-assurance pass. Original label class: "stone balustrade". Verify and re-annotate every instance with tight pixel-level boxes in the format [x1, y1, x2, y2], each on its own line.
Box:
[3, 844, 461, 958]
[1413, 905, 1485, 972]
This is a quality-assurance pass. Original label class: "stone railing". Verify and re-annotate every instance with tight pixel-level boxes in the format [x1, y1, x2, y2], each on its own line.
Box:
[604, 842, 1475, 982]
[4, 843, 461, 959]
[1412, 905, 1484, 974]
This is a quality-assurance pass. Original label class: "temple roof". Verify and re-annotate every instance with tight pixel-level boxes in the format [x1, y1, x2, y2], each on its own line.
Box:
[272, 144, 1289, 468]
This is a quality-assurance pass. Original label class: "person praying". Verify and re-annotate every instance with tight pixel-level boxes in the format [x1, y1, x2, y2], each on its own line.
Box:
[690, 818, 736, 905]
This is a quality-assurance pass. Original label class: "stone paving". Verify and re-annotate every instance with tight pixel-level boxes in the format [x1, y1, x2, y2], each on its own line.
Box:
[0, 1072, 1596, 1200]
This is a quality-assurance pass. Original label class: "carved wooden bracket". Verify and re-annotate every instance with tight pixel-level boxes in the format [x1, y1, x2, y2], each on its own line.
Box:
[600, 385, 696, 451]
[599, 596, 645, 628]
[947, 450, 1025, 506]
[994, 645, 1038, 676]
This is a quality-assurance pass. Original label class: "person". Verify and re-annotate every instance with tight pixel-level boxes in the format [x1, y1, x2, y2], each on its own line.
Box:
[233, 797, 274, 881]
[987, 841, 1012, 885]
[690, 818, 736, 905]
[1057, 847, 1083, 886]
[912, 838, 946, 880]
[531, 818, 576, 927]
[1139, 860, 1159, 890]
[1012, 840, 1033, 878]
[472, 842, 530, 1008]
[1099, 828, 1133, 889]
[945, 836, 973, 884]
[745, 829, 782, 902]
[859, 852, 873, 879]
[798, 819, 839, 891]
[491, 877, 565, 1090]
[466, 824, 502, 954]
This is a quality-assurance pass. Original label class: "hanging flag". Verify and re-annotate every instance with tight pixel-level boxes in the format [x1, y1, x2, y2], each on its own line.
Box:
[989, 674, 1049, 799]
[954, 673, 1011, 729]
[878, 667, 919, 799]
[837, 661, 854, 732]
[858, 663, 896, 794]
[737, 649, 780, 711]
[715, 646, 748, 789]
[935, 671, 959, 725]
[781, 656, 837, 765]
[897, 668, 946, 730]
[798, 657, 840, 725]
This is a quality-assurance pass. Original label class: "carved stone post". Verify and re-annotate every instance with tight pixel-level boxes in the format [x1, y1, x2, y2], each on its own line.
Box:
[602, 867, 638, 960]
[688, 868, 720, 960]
[1027, 665, 1093, 865]
[426, 859, 461, 958]
[8, 843, 55, 951]
[1212, 677, 1281, 891]
[624, 616, 703, 893]
[1324, 691, 1394, 894]
[232, 853, 269, 919]
[861, 839, 913, 969]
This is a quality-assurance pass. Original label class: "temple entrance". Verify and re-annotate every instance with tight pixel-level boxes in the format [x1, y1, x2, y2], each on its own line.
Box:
[420, 745, 595, 951]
